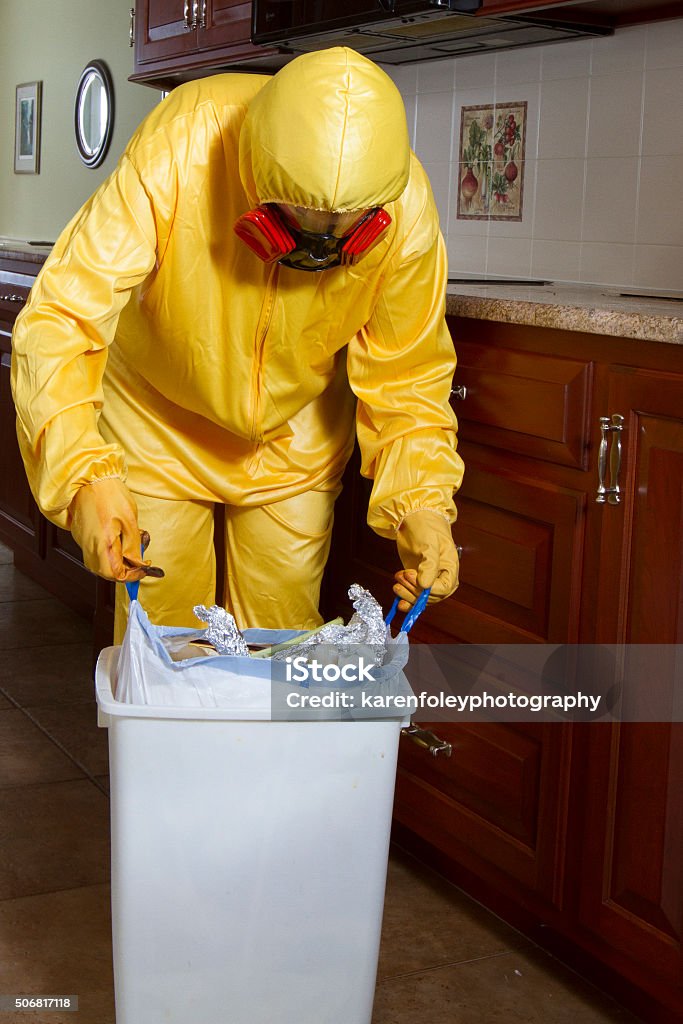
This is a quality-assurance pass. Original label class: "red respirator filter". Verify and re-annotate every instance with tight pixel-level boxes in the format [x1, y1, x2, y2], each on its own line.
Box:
[341, 208, 392, 266]
[233, 206, 296, 263]
[234, 205, 392, 268]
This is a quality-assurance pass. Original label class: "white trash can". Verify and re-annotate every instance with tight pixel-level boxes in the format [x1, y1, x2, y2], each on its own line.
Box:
[96, 645, 410, 1024]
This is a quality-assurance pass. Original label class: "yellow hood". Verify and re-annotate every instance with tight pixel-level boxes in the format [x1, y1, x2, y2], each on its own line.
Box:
[239, 47, 410, 212]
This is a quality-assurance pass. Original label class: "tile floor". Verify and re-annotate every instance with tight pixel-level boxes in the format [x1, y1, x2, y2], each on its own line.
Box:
[0, 540, 643, 1024]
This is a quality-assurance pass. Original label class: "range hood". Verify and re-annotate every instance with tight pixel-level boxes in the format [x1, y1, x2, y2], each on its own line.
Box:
[252, 1, 613, 64]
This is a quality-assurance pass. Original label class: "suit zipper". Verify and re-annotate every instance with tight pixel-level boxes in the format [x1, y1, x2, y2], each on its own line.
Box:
[250, 263, 279, 443]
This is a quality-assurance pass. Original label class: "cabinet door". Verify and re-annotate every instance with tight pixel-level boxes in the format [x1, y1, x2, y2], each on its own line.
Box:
[0, 352, 39, 552]
[395, 720, 574, 911]
[579, 367, 683, 1014]
[136, 0, 198, 64]
[590, 366, 683, 644]
[198, 0, 254, 51]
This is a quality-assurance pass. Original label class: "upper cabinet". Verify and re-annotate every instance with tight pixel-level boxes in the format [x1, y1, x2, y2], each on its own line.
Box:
[130, 0, 682, 89]
[479, 0, 680, 20]
[131, 0, 277, 88]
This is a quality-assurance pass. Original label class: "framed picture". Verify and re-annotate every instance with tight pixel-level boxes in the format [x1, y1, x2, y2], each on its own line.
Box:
[14, 81, 42, 174]
[456, 100, 527, 222]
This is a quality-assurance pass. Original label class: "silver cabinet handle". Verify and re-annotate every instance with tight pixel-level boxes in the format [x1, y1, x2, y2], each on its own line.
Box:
[183, 0, 193, 29]
[199, 0, 207, 28]
[596, 414, 624, 505]
[451, 384, 467, 400]
[191, 0, 199, 28]
[0, 293, 23, 303]
[401, 725, 452, 758]
[129, 6, 135, 46]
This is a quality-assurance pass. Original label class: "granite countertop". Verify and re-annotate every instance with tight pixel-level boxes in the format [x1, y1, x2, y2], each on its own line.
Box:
[3, 236, 682, 344]
[446, 281, 683, 345]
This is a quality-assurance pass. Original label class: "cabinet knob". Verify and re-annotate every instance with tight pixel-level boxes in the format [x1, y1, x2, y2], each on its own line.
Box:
[451, 384, 467, 401]
[596, 414, 624, 505]
[401, 725, 453, 758]
[129, 6, 135, 46]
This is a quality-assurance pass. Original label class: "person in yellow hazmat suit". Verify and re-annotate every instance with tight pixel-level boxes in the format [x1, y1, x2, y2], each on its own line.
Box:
[11, 47, 464, 643]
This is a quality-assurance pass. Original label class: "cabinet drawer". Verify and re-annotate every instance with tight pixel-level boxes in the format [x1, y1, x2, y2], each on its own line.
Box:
[453, 340, 593, 469]
[0, 270, 33, 306]
[394, 719, 572, 907]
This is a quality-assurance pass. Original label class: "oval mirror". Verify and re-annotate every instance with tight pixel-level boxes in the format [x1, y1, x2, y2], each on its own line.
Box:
[75, 60, 114, 168]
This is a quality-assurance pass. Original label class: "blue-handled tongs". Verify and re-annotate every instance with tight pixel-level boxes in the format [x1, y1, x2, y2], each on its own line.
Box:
[385, 586, 431, 634]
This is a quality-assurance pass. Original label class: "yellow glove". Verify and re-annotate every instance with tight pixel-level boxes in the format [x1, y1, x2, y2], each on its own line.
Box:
[393, 510, 459, 612]
[68, 478, 154, 583]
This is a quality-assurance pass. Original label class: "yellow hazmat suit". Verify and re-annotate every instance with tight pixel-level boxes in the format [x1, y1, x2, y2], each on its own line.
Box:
[11, 47, 464, 638]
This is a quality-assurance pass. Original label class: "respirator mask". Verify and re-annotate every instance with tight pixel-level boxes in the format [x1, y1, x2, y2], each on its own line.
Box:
[234, 204, 391, 272]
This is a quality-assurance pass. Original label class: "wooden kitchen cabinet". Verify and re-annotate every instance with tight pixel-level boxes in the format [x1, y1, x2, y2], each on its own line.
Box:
[0, 253, 96, 621]
[321, 317, 683, 1020]
[131, 0, 277, 88]
[479, 0, 681, 24]
[577, 368, 683, 1013]
[0, 263, 40, 555]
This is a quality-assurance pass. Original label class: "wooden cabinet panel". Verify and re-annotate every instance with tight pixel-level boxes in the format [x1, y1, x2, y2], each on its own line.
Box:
[0, 353, 39, 552]
[590, 367, 683, 644]
[135, 0, 197, 63]
[579, 722, 683, 1010]
[576, 366, 683, 1012]
[199, 0, 253, 50]
[132, 0, 275, 85]
[454, 339, 592, 469]
[394, 720, 572, 908]
[429, 460, 585, 643]
[0, 253, 96, 624]
[44, 522, 97, 605]
[479, 0, 680, 22]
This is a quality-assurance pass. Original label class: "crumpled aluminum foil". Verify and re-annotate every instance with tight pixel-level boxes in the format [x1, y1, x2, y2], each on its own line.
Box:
[193, 604, 250, 657]
[271, 583, 387, 666]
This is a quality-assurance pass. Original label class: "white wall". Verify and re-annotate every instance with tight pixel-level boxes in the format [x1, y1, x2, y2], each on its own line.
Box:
[386, 18, 683, 290]
[0, 0, 158, 241]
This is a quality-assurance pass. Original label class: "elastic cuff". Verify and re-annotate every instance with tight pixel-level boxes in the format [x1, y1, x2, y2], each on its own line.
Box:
[395, 507, 452, 533]
[87, 474, 126, 486]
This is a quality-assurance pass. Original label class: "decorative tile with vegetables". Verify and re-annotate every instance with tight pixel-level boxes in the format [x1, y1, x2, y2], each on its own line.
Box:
[456, 102, 527, 222]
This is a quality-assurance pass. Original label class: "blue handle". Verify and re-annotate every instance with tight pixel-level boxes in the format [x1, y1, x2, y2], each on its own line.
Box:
[385, 587, 431, 634]
[125, 540, 146, 604]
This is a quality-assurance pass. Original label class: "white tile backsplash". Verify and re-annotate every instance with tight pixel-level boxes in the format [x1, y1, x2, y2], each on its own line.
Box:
[636, 157, 683, 246]
[645, 18, 683, 69]
[633, 244, 683, 291]
[580, 242, 635, 287]
[590, 24, 646, 77]
[447, 231, 488, 274]
[453, 53, 497, 90]
[642, 67, 683, 156]
[417, 59, 457, 95]
[421, 161, 452, 237]
[533, 159, 585, 241]
[486, 235, 533, 277]
[531, 239, 582, 282]
[538, 78, 590, 159]
[582, 157, 639, 244]
[414, 91, 455, 164]
[494, 48, 542, 87]
[390, 18, 683, 289]
[586, 73, 644, 158]
[540, 39, 593, 81]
